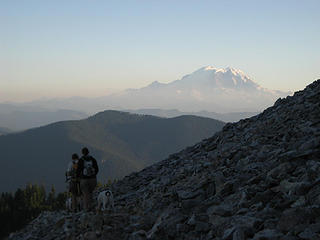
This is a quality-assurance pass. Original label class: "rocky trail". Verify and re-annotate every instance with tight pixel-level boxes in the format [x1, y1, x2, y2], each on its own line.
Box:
[8, 80, 320, 240]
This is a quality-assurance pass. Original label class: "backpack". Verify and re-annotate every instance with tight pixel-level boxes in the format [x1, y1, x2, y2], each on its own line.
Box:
[83, 156, 96, 177]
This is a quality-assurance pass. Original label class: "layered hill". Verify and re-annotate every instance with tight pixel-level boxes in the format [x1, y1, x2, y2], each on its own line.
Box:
[8, 79, 319, 240]
[0, 127, 12, 135]
[0, 103, 88, 130]
[0, 111, 224, 192]
[126, 108, 260, 123]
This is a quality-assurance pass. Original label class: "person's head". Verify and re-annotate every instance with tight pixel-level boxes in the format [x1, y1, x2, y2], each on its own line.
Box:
[72, 153, 79, 160]
[82, 147, 89, 156]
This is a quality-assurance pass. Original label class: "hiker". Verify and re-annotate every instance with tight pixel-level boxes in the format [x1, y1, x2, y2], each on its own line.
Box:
[77, 147, 99, 211]
[65, 153, 81, 212]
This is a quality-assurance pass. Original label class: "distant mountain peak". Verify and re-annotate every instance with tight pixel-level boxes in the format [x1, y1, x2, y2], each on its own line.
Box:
[195, 66, 250, 78]
[179, 66, 258, 90]
[114, 66, 290, 112]
[144, 66, 255, 89]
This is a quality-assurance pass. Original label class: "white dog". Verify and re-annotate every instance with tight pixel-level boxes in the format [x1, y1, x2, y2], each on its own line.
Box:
[97, 190, 115, 212]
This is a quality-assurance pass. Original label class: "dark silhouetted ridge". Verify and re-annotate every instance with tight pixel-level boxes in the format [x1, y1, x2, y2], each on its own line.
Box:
[0, 111, 224, 192]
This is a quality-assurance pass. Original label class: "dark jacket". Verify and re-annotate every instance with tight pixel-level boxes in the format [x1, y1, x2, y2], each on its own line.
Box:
[77, 155, 99, 179]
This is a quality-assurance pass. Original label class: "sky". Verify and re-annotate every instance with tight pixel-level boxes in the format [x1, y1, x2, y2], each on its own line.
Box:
[1, 0, 319, 102]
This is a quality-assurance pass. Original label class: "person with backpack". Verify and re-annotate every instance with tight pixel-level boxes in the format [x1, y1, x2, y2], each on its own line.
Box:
[65, 153, 81, 212]
[77, 147, 99, 211]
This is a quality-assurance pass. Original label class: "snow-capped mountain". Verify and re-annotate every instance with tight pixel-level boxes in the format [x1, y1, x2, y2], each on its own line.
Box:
[107, 66, 291, 112]
[167, 66, 259, 90]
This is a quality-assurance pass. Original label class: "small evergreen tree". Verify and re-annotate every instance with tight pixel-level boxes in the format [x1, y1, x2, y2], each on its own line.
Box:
[46, 185, 56, 210]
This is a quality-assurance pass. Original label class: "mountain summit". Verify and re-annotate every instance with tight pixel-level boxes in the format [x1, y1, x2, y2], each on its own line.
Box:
[167, 66, 259, 89]
[109, 66, 290, 113]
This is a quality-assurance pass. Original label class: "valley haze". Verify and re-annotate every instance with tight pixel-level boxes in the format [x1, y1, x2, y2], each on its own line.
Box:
[3, 66, 291, 117]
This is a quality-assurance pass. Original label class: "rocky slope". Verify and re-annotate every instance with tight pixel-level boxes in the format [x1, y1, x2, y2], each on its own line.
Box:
[8, 79, 320, 240]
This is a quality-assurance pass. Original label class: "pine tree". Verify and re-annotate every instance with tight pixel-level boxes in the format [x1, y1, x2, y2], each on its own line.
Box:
[47, 185, 56, 210]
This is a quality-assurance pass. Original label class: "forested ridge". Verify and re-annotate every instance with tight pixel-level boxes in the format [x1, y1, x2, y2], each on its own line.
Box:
[0, 111, 224, 193]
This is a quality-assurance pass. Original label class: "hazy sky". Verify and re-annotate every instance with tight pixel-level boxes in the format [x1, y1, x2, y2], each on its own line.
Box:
[1, 0, 319, 102]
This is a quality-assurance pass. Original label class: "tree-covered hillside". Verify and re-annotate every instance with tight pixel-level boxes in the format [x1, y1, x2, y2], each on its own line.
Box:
[0, 111, 224, 192]
[0, 184, 67, 239]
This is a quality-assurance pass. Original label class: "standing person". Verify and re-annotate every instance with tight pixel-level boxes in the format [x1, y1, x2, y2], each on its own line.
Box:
[66, 153, 81, 212]
[77, 147, 99, 211]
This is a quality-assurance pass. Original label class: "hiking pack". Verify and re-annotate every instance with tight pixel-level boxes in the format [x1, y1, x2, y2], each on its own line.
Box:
[82, 156, 96, 177]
